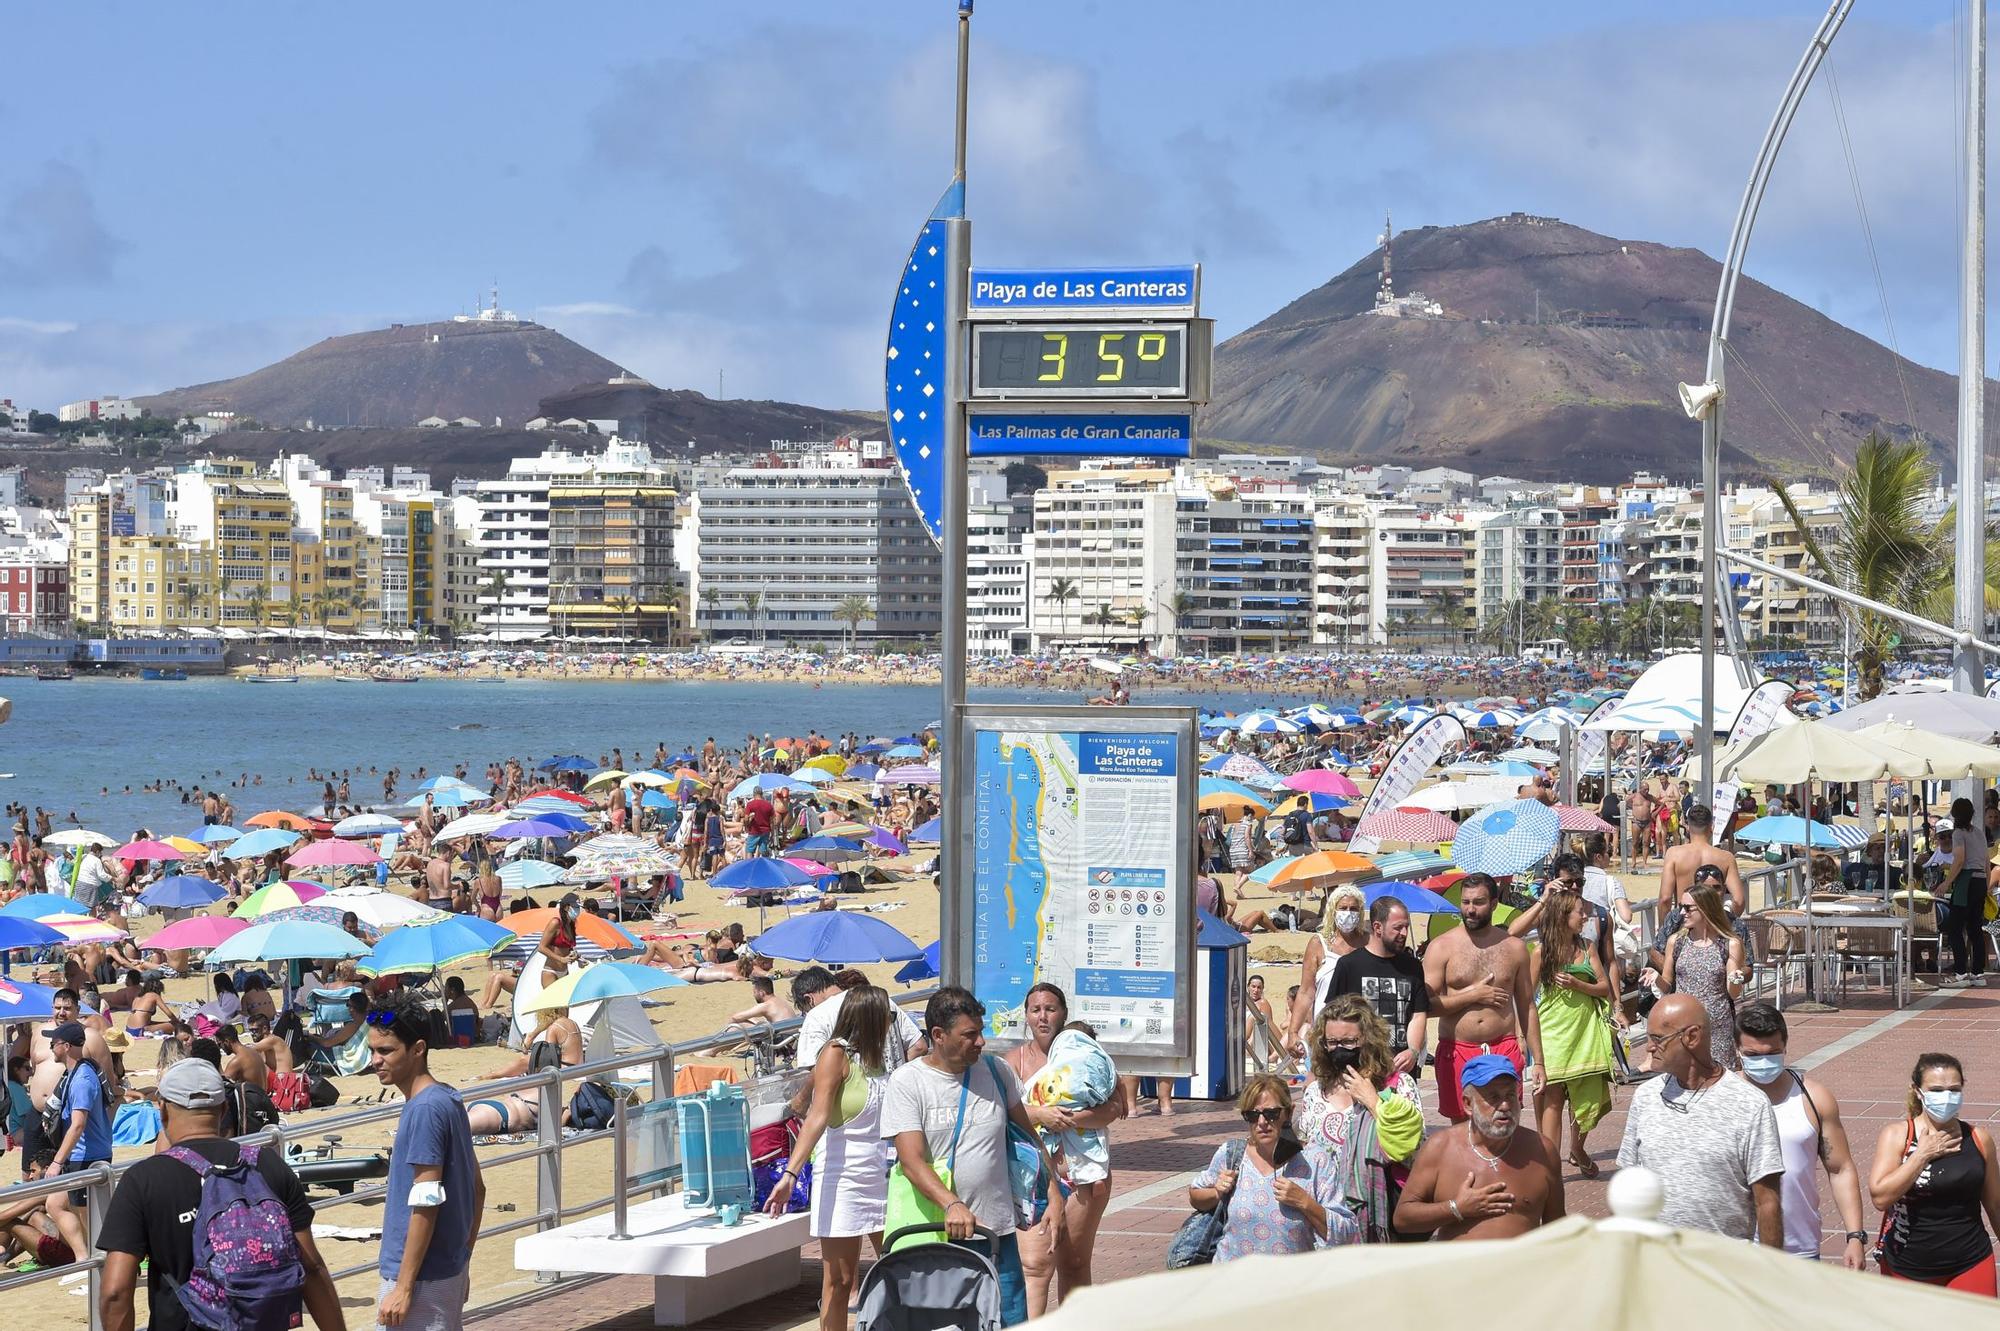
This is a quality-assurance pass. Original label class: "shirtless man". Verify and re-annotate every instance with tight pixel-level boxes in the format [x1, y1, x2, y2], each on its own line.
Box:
[1421, 872, 1544, 1122]
[725, 976, 798, 1030]
[1658, 804, 1747, 917]
[422, 850, 453, 911]
[1394, 1055, 1564, 1240]
[216, 1024, 268, 1089]
[244, 1011, 295, 1076]
[16, 989, 117, 1130]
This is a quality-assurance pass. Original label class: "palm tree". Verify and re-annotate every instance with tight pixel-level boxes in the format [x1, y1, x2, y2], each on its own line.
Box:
[740, 590, 763, 643]
[834, 595, 874, 653]
[1422, 589, 1469, 651]
[1044, 576, 1079, 645]
[243, 583, 267, 630]
[1770, 434, 1999, 701]
[700, 586, 721, 640]
[607, 595, 634, 644]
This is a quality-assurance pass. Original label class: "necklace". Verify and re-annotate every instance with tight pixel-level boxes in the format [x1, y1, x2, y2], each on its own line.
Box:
[1467, 1126, 1506, 1171]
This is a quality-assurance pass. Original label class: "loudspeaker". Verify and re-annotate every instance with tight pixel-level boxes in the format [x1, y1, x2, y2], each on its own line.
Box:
[1678, 380, 1722, 420]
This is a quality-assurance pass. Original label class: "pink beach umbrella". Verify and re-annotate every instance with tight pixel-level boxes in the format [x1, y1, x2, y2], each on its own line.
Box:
[287, 838, 382, 868]
[1553, 804, 1616, 833]
[1355, 809, 1461, 844]
[1283, 770, 1363, 798]
[145, 915, 252, 951]
[114, 839, 187, 863]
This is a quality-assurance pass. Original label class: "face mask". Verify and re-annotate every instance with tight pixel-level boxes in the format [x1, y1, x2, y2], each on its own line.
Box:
[1740, 1053, 1786, 1085]
[1333, 909, 1361, 934]
[1922, 1089, 1964, 1123]
[1324, 1046, 1360, 1076]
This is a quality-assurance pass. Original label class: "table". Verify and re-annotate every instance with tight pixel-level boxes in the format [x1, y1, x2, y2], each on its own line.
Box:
[1763, 911, 1909, 1008]
[514, 1192, 808, 1326]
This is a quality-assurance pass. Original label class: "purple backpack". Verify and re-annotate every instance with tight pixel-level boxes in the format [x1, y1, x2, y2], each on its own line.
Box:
[165, 1145, 305, 1331]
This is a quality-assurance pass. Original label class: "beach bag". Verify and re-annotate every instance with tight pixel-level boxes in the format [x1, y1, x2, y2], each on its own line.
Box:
[750, 1118, 811, 1213]
[164, 1145, 304, 1331]
[1283, 810, 1310, 845]
[304, 1072, 339, 1110]
[267, 1072, 310, 1115]
[1167, 1139, 1244, 1269]
[568, 1080, 617, 1131]
[883, 1062, 975, 1252]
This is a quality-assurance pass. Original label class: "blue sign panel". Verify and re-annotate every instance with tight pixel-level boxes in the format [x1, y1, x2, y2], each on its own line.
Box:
[884, 182, 963, 548]
[967, 411, 1191, 458]
[968, 265, 1197, 314]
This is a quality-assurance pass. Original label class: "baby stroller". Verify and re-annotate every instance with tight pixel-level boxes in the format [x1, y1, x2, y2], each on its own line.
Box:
[855, 1225, 1000, 1331]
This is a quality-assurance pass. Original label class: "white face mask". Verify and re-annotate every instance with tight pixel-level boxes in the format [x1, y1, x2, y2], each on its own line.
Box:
[1333, 909, 1361, 934]
[1922, 1089, 1965, 1123]
[1739, 1053, 1786, 1085]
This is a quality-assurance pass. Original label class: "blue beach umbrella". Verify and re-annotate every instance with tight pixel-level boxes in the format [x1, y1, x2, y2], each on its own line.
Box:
[1365, 880, 1460, 915]
[1370, 850, 1456, 879]
[883, 745, 926, 760]
[188, 824, 244, 845]
[1452, 799, 1561, 877]
[0, 892, 91, 920]
[427, 787, 488, 810]
[0, 916, 65, 950]
[223, 827, 301, 860]
[138, 875, 228, 910]
[866, 827, 908, 855]
[730, 773, 815, 800]
[493, 817, 583, 840]
[844, 762, 882, 782]
[0, 976, 63, 1019]
[752, 911, 923, 964]
[521, 960, 688, 1012]
[510, 795, 586, 816]
[354, 915, 511, 977]
[711, 859, 817, 894]
[539, 755, 593, 772]
[1734, 815, 1863, 850]
[638, 789, 678, 810]
[896, 940, 942, 984]
[497, 859, 567, 890]
[205, 919, 369, 966]
[415, 775, 479, 793]
[909, 817, 942, 844]
[790, 835, 867, 863]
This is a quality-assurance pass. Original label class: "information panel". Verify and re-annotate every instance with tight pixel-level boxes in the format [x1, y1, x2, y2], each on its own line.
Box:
[958, 705, 1197, 1073]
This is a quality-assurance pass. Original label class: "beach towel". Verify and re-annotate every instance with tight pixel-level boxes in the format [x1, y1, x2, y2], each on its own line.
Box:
[112, 1100, 162, 1146]
[1026, 1030, 1117, 1183]
[328, 1025, 372, 1077]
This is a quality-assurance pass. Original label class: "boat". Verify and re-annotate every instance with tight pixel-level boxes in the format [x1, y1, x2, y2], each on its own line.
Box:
[245, 673, 299, 683]
[369, 673, 420, 683]
[32, 667, 73, 681]
[333, 674, 371, 683]
[140, 667, 188, 681]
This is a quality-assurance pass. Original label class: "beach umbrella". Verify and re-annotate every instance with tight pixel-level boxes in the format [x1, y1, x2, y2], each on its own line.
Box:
[288, 839, 382, 868]
[538, 755, 593, 772]
[731, 773, 815, 800]
[521, 960, 688, 1013]
[789, 835, 867, 863]
[910, 817, 942, 843]
[1289, 705, 1347, 731]
[508, 794, 587, 816]
[39, 914, 127, 943]
[1500, 746, 1562, 765]
[427, 787, 488, 809]
[0, 892, 90, 920]
[711, 858, 818, 893]
[498, 859, 567, 890]
[332, 813, 405, 838]
[0, 916, 64, 950]
[1211, 754, 1279, 783]
[187, 824, 244, 845]
[1355, 810, 1460, 844]
[1732, 815, 1864, 850]
[1553, 804, 1617, 833]
[1376, 849, 1468, 882]
[876, 764, 941, 787]
[1453, 708, 1523, 730]
[322, 885, 444, 929]
[244, 811, 315, 830]
[493, 816, 585, 840]
[1272, 792, 1353, 817]
[622, 770, 674, 789]
[883, 744, 926, 760]
[42, 829, 115, 849]
[113, 838, 187, 863]
[569, 832, 654, 862]
[137, 875, 228, 910]
[414, 775, 475, 793]
[0, 976, 62, 1020]
[844, 762, 882, 782]
[145, 915, 251, 952]
[1233, 712, 1302, 735]
[865, 827, 909, 855]
[161, 835, 210, 856]
[637, 789, 679, 810]
[206, 919, 368, 966]
[1266, 850, 1375, 888]
[1387, 706, 1434, 726]
[1283, 769, 1363, 797]
[1398, 780, 1520, 813]
[233, 879, 329, 918]
[752, 911, 923, 963]
[583, 770, 629, 791]
[791, 767, 836, 786]
[896, 940, 942, 984]
[668, 752, 699, 766]
[499, 908, 638, 952]
[1453, 798, 1561, 876]
[1365, 880, 1460, 914]
[434, 812, 509, 841]
[354, 915, 510, 976]
[223, 827, 301, 859]
[802, 754, 848, 776]
[258, 904, 378, 940]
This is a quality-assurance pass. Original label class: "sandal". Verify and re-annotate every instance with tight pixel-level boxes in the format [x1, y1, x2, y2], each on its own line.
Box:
[1569, 1147, 1600, 1180]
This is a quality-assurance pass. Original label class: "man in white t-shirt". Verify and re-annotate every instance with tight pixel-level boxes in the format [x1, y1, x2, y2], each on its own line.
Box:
[880, 987, 1059, 1328]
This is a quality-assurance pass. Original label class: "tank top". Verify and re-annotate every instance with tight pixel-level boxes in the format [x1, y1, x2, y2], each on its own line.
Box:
[1885, 1122, 1993, 1280]
[1771, 1077, 1823, 1258]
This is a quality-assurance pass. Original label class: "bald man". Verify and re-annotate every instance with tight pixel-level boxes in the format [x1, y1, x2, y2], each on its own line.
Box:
[1616, 994, 1783, 1245]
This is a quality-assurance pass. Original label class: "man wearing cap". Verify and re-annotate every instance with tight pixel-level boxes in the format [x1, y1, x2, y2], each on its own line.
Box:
[1617, 994, 1783, 1245]
[99, 1058, 342, 1331]
[1394, 1054, 1563, 1241]
[38, 1018, 113, 1271]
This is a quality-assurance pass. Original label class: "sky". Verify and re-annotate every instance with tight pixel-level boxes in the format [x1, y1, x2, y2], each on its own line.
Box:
[0, 1, 1988, 415]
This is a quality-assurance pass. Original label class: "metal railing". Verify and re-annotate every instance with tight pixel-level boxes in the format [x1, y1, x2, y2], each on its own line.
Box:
[3, 988, 934, 1331]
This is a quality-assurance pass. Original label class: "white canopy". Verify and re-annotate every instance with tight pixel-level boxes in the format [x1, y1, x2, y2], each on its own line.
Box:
[1584, 652, 1766, 734]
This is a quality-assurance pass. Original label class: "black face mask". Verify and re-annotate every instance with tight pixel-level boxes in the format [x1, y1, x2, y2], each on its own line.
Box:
[1324, 1046, 1361, 1076]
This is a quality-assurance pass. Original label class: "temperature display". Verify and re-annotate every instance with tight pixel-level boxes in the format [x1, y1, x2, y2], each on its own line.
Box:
[972, 323, 1188, 398]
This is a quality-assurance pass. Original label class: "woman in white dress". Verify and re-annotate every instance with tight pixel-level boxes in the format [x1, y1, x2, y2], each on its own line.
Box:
[765, 984, 893, 1331]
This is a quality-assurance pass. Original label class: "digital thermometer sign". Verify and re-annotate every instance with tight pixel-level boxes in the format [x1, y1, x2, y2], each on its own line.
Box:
[971, 323, 1190, 398]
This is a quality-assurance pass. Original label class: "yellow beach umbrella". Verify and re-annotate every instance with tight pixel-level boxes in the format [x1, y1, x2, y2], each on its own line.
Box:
[803, 754, 848, 776]
[163, 835, 208, 856]
[1198, 791, 1270, 816]
[582, 769, 628, 791]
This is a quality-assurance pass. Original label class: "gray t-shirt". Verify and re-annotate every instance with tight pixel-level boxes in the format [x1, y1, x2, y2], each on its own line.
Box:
[879, 1055, 1021, 1235]
[1617, 1070, 1783, 1240]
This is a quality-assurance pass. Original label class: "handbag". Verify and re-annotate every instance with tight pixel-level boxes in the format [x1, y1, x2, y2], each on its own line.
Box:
[568, 1080, 618, 1131]
[883, 1063, 973, 1252]
[1167, 1139, 1245, 1269]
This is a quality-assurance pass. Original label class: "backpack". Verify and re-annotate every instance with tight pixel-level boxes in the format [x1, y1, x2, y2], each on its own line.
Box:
[164, 1144, 304, 1331]
[1282, 810, 1310, 845]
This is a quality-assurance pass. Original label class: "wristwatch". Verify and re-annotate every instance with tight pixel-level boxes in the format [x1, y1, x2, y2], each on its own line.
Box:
[1845, 1230, 1867, 1243]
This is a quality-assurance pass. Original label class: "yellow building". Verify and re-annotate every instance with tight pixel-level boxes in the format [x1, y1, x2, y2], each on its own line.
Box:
[106, 535, 214, 629]
[202, 478, 295, 627]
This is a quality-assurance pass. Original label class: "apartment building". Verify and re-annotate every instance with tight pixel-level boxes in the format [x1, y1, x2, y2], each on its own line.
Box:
[1028, 467, 1177, 653]
[1473, 506, 1563, 625]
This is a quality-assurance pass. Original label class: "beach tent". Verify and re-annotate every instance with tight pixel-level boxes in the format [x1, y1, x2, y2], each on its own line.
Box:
[1583, 652, 1769, 735]
[511, 952, 662, 1058]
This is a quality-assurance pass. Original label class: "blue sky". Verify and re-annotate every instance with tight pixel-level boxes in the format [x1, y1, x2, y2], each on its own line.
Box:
[0, 1, 1981, 414]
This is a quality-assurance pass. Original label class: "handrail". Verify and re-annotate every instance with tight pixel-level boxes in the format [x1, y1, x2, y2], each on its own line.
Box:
[3, 985, 936, 1330]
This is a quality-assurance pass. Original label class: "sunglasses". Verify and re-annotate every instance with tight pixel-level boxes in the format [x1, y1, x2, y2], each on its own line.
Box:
[1242, 1106, 1286, 1124]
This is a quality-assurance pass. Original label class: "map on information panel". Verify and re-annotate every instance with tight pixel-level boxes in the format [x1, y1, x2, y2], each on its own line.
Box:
[970, 727, 1182, 1050]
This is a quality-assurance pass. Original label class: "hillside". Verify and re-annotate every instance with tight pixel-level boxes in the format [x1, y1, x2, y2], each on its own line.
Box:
[1202, 213, 1997, 481]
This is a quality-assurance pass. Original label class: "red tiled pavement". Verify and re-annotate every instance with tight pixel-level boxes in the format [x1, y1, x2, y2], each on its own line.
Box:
[472, 986, 2000, 1329]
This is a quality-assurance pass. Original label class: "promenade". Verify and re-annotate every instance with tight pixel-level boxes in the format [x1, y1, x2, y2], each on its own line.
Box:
[471, 986, 2000, 1330]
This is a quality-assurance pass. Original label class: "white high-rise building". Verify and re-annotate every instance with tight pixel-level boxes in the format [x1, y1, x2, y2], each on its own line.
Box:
[1028, 467, 1177, 653]
[966, 474, 1031, 657]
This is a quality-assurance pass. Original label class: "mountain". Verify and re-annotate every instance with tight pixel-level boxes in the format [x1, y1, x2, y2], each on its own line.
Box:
[138, 319, 627, 428]
[1202, 213, 1992, 481]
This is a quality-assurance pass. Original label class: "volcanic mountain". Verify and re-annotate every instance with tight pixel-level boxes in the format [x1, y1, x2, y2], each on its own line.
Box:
[1203, 213, 1992, 481]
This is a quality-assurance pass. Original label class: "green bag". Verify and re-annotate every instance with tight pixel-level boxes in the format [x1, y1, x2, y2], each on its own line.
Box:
[883, 1062, 973, 1252]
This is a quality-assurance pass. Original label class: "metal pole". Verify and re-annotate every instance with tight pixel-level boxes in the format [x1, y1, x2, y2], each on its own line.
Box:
[1720, 547, 2000, 658]
[1955, 0, 1988, 800]
[1695, 0, 1856, 804]
[609, 1091, 631, 1240]
[940, 2, 973, 986]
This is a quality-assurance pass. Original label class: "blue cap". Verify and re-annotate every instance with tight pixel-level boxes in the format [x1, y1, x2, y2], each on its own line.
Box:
[1459, 1053, 1519, 1091]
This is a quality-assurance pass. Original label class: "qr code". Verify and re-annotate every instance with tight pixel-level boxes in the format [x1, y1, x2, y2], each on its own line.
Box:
[1145, 1019, 1162, 1035]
